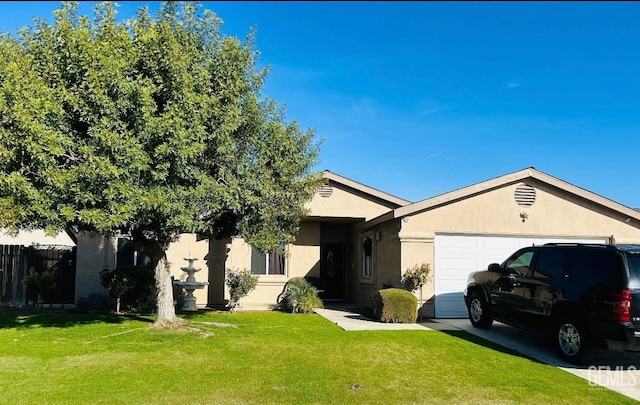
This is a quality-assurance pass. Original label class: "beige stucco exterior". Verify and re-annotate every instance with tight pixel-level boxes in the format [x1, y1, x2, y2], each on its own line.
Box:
[75, 233, 208, 309]
[0, 229, 75, 246]
[205, 172, 409, 310]
[14, 167, 640, 318]
[361, 169, 640, 317]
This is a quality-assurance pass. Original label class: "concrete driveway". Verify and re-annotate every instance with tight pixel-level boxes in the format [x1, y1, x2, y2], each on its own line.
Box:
[434, 319, 640, 402]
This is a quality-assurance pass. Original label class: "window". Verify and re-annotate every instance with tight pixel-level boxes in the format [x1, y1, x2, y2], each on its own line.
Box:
[626, 252, 640, 289]
[568, 249, 623, 289]
[362, 237, 373, 278]
[250, 242, 286, 275]
[533, 249, 563, 279]
[116, 238, 150, 268]
[505, 250, 533, 276]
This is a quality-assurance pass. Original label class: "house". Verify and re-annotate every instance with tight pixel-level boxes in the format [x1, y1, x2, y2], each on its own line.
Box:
[205, 170, 411, 310]
[356, 167, 640, 318]
[203, 167, 640, 317]
[6, 167, 640, 318]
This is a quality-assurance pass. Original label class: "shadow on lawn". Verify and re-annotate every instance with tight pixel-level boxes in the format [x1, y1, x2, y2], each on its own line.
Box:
[440, 329, 546, 365]
[0, 310, 153, 329]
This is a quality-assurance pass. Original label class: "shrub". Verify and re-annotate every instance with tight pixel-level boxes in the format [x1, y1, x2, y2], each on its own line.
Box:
[99, 265, 157, 314]
[21, 267, 56, 304]
[75, 297, 89, 313]
[278, 277, 323, 314]
[401, 263, 432, 292]
[226, 268, 259, 302]
[378, 288, 418, 323]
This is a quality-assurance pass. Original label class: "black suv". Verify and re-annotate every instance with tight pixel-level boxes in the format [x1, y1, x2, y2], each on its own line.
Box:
[464, 243, 640, 364]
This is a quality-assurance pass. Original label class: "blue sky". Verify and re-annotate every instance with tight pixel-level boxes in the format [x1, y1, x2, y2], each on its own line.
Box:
[2, 2, 640, 207]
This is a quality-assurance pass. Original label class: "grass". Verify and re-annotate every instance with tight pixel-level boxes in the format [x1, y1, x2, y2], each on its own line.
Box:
[0, 310, 635, 404]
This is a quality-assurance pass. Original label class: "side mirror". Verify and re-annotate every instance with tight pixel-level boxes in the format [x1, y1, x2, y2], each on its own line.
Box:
[488, 263, 502, 273]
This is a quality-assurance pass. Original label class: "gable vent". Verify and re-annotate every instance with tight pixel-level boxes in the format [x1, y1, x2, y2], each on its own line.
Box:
[318, 184, 333, 197]
[514, 184, 536, 206]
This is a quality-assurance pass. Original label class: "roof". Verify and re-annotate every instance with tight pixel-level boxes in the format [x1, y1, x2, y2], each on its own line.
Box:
[362, 167, 640, 229]
[322, 170, 412, 207]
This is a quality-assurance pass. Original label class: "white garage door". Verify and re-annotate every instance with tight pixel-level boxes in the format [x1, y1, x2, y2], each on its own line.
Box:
[433, 234, 607, 318]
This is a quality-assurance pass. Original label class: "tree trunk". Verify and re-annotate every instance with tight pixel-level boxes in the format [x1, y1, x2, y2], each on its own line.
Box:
[153, 253, 183, 327]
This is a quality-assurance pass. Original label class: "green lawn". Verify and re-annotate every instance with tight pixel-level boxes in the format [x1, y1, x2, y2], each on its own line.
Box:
[0, 310, 634, 404]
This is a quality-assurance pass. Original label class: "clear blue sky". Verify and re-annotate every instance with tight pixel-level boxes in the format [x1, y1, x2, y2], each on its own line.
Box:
[2, 2, 640, 207]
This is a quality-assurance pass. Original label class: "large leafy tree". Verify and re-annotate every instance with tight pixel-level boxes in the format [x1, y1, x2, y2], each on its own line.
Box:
[0, 1, 321, 326]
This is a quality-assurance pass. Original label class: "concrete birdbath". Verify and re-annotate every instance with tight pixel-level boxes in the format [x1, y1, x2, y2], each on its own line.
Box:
[173, 251, 208, 311]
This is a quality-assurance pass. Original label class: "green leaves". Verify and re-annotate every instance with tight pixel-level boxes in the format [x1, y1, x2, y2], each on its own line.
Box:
[0, 1, 321, 253]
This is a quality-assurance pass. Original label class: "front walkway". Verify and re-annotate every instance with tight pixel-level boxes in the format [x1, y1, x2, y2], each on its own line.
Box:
[314, 306, 456, 331]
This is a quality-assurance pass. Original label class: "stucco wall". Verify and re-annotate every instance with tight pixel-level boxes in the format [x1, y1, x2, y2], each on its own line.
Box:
[213, 222, 323, 310]
[374, 220, 402, 289]
[167, 234, 209, 308]
[217, 177, 401, 310]
[75, 233, 209, 309]
[75, 234, 112, 305]
[305, 182, 397, 221]
[390, 181, 640, 316]
[0, 229, 75, 246]
[403, 182, 640, 240]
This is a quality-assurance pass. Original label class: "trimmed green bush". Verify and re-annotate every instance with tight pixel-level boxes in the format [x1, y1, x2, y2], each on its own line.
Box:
[278, 277, 324, 313]
[378, 288, 418, 323]
[226, 268, 259, 302]
[99, 265, 157, 314]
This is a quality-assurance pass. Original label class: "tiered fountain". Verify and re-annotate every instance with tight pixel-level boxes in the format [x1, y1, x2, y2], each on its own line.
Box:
[173, 251, 208, 311]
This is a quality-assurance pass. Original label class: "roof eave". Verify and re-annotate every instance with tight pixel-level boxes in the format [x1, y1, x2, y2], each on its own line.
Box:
[322, 170, 412, 207]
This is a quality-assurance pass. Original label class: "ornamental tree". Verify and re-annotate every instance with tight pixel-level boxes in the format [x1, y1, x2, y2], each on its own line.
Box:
[0, 1, 321, 326]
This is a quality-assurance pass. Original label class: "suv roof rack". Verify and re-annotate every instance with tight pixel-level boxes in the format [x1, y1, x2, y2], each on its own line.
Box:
[542, 243, 615, 249]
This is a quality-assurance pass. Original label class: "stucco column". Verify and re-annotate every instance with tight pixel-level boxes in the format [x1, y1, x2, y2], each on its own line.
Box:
[397, 230, 435, 317]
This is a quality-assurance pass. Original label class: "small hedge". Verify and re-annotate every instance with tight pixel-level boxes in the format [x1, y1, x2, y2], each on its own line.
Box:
[378, 288, 418, 323]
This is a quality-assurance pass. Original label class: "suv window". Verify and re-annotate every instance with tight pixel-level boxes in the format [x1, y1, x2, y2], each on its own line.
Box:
[567, 249, 624, 289]
[505, 250, 533, 276]
[625, 251, 640, 289]
[533, 249, 563, 279]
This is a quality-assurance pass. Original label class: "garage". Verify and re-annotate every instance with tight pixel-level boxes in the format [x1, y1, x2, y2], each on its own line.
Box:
[433, 234, 608, 318]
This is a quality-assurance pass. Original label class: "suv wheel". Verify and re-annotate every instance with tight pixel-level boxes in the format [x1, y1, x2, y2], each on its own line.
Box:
[556, 318, 594, 365]
[468, 292, 493, 329]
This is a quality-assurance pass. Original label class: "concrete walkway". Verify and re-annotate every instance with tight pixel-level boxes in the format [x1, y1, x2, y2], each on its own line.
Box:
[314, 307, 456, 331]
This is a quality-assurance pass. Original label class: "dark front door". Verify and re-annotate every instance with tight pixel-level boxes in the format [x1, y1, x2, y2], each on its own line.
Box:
[320, 243, 345, 300]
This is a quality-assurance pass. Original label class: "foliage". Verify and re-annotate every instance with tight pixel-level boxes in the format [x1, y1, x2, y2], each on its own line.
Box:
[99, 265, 157, 313]
[377, 288, 418, 323]
[401, 263, 432, 292]
[75, 296, 89, 313]
[0, 1, 322, 325]
[20, 267, 56, 303]
[225, 268, 258, 302]
[278, 277, 323, 313]
[0, 312, 630, 404]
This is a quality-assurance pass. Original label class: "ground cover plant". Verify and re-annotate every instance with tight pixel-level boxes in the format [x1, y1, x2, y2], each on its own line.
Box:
[0, 311, 635, 405]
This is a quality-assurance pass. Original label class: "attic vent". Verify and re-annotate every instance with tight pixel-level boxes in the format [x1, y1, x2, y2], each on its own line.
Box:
[318, 184, 333, 197]
[514, 184, 536, 207]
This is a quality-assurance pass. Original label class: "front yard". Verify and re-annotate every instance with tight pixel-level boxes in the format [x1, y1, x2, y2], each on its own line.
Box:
[0, 310, 634, 404]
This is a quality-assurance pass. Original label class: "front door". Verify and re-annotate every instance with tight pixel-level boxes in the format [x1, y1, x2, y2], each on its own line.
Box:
[320, 243, 345, 300]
